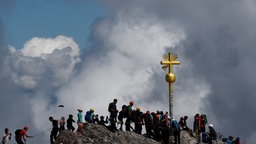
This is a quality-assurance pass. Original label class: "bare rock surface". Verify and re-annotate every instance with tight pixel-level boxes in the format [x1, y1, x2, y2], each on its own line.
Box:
[54, 123, 225, 144]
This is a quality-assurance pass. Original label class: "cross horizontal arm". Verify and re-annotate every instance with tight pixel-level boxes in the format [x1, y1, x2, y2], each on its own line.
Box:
[172, 61, 180, 65]
[161, 61, 171, 65]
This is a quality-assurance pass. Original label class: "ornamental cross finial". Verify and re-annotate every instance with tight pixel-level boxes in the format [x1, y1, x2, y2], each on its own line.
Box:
[160, 52, 180, 83]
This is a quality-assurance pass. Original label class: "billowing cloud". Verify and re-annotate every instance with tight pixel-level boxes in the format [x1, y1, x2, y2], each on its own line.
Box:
[56, 16, 188, 115]
[6, 35, 80, 89]
[0, 35, 80, 143]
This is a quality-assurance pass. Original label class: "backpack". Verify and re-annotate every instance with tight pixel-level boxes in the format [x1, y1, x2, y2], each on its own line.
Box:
[172, 120, 179, 130]
[222, 138, 228, 142]
[201, 114, 208, 125]
[85, 111, 91, 122]
[108, 102, 113, 112]
[130, 110, 136, 122]
[15, 129, 22, 140]
[202, 132, 208, 143]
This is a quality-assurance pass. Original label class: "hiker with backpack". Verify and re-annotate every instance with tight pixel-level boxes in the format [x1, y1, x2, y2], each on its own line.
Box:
[2, 128, 11, 144]
[172, 118, 180, 144]
[15, 126, 33, 144]
[67, 114, 75, 132]
[125, 101, 134, 131]
[49, 116, 58, 144]
[85, 108, 95, 123]
[108, 99, 118, 131]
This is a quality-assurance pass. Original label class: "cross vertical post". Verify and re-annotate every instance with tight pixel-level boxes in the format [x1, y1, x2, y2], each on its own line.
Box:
[160, 52, 180, 119]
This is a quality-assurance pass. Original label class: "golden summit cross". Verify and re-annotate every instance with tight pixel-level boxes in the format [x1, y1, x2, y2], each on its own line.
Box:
[160, 52, 180, 119]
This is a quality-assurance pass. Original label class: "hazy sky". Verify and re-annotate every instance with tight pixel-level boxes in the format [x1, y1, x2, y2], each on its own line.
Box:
[1, 0, 256, 143]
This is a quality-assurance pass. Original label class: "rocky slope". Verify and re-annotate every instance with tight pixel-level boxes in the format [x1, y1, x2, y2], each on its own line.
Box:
[54, 123, 224, 144]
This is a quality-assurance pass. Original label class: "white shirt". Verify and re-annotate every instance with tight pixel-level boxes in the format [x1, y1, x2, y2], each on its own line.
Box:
[2, 133, 11, 144]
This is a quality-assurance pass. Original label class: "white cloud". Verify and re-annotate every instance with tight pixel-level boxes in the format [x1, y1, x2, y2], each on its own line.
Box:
[6, 35, 80, 89]
[2, 36, 81, 141]
[21, 35, 79, 58]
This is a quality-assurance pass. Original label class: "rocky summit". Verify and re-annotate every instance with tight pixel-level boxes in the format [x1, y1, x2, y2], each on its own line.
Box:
[54, 123, 225, 144]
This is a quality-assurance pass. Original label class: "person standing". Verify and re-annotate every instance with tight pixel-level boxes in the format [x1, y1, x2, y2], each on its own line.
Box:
[143, 111, 153, 138]
[160, 115, 170, 144]
[194, 114, 201, 143]
[125, 101, 134, 131]
[134, 107, 143, 134]
[67, 114, 75, 132]
[172, 118, 180, 144]
[77, 109, 83, 131]
[77, 109, 83, 124]
[108, 99, 118, 131]
[15, 126, 33, 144]
[2, 128, 11, 144]
[118, 105, 127, 131]
[59, 116, 65, 132]
[49, 116, 58, 144]
[153, 113, 160, 141]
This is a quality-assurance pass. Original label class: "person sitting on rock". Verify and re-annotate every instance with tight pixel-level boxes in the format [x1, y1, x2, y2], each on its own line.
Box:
[98, 116, 108, 127]
[207, 124, 217, 144]
[178, 117, 185, 129]
[181, 116, 194, 137]
[93, 114, 100, 124]
[85, 108, 95, 123]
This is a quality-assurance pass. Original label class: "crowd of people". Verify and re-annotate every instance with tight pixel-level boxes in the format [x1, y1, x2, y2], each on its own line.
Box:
[2, 98, 244, 144]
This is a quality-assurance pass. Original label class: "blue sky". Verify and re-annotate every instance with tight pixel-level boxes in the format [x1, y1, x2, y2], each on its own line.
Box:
[3, 0, 104, 49]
